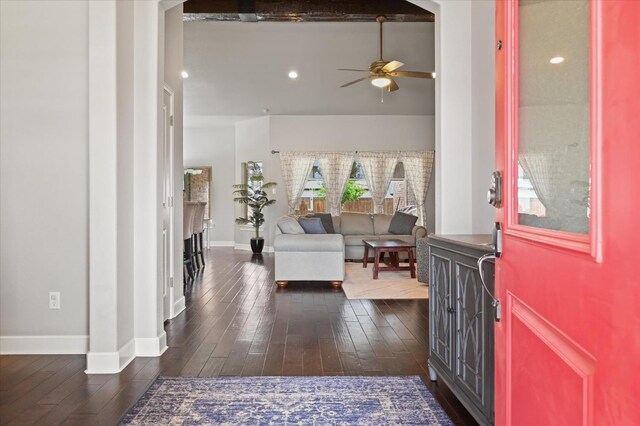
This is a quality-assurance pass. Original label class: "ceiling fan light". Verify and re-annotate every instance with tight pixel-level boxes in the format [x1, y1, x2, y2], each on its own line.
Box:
[371, 77, 391, 88]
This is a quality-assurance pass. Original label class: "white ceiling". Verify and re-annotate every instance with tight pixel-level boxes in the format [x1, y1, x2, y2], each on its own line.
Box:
[183, 21, 435, 122]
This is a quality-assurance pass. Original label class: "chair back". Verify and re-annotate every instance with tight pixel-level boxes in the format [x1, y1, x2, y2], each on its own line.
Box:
[183, 201, 198, 238]
[193, 202, 206, 233]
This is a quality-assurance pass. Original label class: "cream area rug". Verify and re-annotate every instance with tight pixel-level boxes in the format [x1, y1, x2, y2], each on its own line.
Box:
[342, 263, 428, 300]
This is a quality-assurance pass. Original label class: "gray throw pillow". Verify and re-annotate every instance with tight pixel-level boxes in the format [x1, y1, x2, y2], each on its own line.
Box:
[277, 216, 305, 234]
[388, 211, 418, 235]
[298, 217, 327, 234]
[306, 213, 335, 234]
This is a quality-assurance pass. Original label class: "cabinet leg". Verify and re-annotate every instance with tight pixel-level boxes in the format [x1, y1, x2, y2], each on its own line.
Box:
[276, 280, 288, 287]
[428, 365, 437, 382]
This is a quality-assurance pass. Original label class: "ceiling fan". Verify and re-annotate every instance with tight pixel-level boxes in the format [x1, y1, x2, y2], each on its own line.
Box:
[338, 15, 435, 92]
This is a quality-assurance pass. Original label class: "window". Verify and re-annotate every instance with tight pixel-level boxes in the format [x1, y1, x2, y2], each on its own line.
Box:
[294, 160, 415, 216]
[384, 162, 416, 216]
[340, 161, 368, 214]
[295, 161, 326, 215]
[517, 163, 546, 217]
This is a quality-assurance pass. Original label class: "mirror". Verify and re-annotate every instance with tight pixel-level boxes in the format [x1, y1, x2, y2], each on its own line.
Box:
[184, 166, 212, 220]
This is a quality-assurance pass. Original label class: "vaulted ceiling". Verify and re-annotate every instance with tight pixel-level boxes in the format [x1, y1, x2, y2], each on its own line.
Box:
[183, 19, 435, 122]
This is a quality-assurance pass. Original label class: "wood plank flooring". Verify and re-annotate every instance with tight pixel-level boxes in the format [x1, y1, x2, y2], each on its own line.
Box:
[0, 248, 478, 425]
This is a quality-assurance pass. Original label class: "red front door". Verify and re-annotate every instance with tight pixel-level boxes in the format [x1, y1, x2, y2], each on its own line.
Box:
[494, 1, 640, 425]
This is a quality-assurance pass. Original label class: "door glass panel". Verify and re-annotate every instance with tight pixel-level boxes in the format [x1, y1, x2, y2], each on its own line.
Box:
[517, 0, 590, 234]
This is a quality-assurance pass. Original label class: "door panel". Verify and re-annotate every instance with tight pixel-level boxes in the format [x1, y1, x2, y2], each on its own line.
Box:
[454, 261, 485, 403]
[430, 253, 453, 372]
[507, 293, 595, 426]
[495, 1, 640, 425]
[454, 258, 493, 419]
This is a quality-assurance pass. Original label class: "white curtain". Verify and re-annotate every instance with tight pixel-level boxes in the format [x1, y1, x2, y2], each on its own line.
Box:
[279, 152, 315, 214]
[318, 152, 356, 216]
[357, 152, 399, 214]
[401, 151, 435, 227]
[519, 150, 555, 212]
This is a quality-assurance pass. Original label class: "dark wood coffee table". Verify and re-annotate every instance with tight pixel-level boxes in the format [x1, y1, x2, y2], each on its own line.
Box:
[362, 239, 416, 280]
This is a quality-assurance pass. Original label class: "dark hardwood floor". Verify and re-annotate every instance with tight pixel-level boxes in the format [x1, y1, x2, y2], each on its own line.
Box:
[0, 248, 477, 425]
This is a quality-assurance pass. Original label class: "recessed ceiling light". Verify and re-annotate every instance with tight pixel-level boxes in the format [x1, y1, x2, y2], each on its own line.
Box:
[288, 71, 298, 79]
[181, 70, 189, 79]
[549, 57, 565, 65]
[371, 77, 391, 88]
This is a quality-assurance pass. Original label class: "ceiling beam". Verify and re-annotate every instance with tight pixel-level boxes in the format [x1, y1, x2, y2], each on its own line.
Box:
[183, 0, 434, 22]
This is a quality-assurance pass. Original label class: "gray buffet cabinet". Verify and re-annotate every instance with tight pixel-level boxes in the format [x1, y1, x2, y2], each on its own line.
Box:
[427, 234, 495, 426]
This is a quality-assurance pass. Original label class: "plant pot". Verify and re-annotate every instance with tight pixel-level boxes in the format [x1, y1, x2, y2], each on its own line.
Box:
[250, 238, 264, 254]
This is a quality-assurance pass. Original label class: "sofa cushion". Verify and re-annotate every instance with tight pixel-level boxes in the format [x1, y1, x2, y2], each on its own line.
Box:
[344, 235, 379, 246]
[373, 214, 393, 235]
[306, 213, 335, 234]
[298, 217, 327, 234]
[340, 213, 374, 235]
[277, 216, 305, 234]
[388, 211, 418, 235]
[274, 234, 344, 252]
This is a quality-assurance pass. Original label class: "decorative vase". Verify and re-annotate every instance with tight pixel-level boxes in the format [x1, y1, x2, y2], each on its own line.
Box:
[250, 238, 264, 254]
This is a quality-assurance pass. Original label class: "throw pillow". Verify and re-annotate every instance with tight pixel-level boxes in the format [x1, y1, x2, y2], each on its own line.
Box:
[388, 211, 418, 235]
[277, 216, 305, 234]
[298, 217, 327, 234]
[306, 213, 335, 234]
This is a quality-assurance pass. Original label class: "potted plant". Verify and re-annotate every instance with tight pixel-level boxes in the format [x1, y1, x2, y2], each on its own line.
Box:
[233, 161, 277, 254]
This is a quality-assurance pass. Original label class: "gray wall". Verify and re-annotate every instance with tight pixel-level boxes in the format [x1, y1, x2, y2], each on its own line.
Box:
[183, 125, 236, 243]
[0, 1, 89, 345]
[234, 117, 273, 246]
[226, 115, 436, 249]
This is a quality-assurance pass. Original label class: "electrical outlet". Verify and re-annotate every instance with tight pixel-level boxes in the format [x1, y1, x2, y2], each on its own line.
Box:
[49, 292, 60, 309]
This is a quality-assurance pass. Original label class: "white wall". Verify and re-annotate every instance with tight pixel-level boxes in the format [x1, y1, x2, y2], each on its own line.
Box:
[0, 0, 89, 353]
[184, 125, 236, 243]
[471, 0, 496, 233]
[116, 0, 135, 350]
[164, 3, 185, 316]
[411, 0, 496, 235]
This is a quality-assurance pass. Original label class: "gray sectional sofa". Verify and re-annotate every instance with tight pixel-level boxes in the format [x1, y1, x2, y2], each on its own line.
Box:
[274, 212, 427, 287]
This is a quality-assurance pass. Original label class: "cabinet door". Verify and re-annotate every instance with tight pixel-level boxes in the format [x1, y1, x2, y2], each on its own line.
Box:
[429, 249, 454, 374]
[453, 255, 494, 422]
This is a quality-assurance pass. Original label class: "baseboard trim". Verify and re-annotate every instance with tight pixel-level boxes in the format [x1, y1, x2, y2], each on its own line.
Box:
[234, 243, 274, 253]
[86, 338, 135, 374]
[135, 332, 168, 357]
[209, 240, 234, 247]
[172, 296, 186, 318]
[0, 335, 89, 354]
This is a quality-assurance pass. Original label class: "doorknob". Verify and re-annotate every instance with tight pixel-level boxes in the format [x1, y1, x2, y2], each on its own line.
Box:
[487, 171, 502, 208]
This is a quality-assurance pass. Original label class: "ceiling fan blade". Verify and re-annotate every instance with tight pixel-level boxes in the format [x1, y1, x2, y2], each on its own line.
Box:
[337, 68, 370, 72]
[382, 60, 404, 73]
[388, 70, 435, 79]
[387, 77, 399, 92]
[340, 76, 372, 88]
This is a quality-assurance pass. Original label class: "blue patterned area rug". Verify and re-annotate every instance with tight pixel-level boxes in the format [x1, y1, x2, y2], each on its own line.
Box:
[120, 376, 453, 425]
